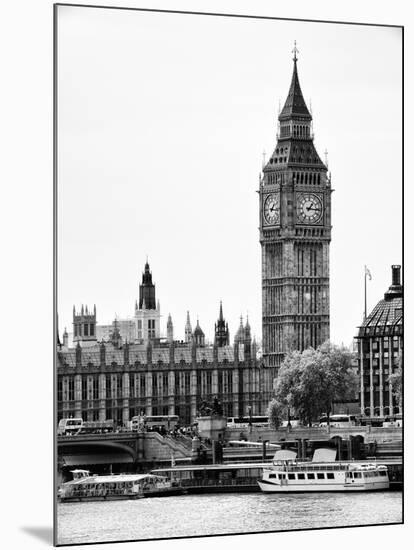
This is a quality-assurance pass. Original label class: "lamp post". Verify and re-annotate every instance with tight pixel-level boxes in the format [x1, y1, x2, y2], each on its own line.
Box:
[248, 405, 252, 434]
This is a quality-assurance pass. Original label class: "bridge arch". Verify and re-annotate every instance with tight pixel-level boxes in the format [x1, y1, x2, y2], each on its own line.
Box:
[58, 439, 138, 471]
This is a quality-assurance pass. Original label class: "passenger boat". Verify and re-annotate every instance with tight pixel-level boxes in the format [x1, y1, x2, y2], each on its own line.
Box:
[58, 469, 184, 502]
[258, 449, 389, 493]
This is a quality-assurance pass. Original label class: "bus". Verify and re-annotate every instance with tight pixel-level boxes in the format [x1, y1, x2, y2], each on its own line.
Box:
[131, 415, 180, 432]
[319, 414, 357, 428]
[57, 417, 83, 436]
[227, 416, 269, 428]
[58, 418, 115, 435]
[281, 418, 302, 428]
[381, 414, 403, 428]
[79, 420, 114, 434]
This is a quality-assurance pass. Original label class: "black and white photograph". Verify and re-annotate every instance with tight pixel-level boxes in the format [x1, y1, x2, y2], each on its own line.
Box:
[27, 1, 403, 546]
[53, 3, 404, 546]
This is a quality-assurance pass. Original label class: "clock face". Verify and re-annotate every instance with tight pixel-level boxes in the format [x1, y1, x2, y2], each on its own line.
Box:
[263, 194, 280, 225]
[296, 193, 323, 224]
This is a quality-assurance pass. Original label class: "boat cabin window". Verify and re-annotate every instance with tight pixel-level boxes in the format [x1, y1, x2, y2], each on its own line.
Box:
[317, 473, 325, 480]
[354, 472, 362, 478]
[326, 473, 334, 479]
[288, 474, 295, 480]
[269, 474, 277, 479]
[297, 473, 305, 480]
[278, 474, 286, 480]
[307, 473, 315, 480]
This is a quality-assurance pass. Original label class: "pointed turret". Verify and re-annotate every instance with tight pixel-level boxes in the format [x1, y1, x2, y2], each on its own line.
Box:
[214, 301, 230, 347]
[244, 315, 252, 358]
[139, 260, 156, 310]
[185, 311, 192, 344]
[234, 315, 245, 344]
[245, 315, 251, 339]
[135, 259, 161, 344]
[111, 318, 122, 348]
[193, 319, 205, 347]
[167, 313, 174, 343]
[279, 42, 312, 122]
[262, 42, 327, 178]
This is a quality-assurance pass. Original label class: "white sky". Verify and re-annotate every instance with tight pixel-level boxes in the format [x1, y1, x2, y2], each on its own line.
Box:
[57, 6, 402, 347]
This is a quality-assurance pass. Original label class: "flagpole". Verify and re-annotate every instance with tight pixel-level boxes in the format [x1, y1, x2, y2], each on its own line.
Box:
[364, 266, 367, 321]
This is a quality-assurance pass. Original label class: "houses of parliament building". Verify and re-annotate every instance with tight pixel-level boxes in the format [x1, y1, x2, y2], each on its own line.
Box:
[57, 262, 273, 426]
[57, 47, 333, 426]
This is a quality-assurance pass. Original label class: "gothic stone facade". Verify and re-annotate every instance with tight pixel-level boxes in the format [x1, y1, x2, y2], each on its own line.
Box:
[57, 340, 274, 426]
[260, 50, 331, 371]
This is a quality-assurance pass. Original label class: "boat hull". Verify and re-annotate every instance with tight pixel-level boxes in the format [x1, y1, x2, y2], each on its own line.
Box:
[257, 480, 389, 493]
[59, 487, 187, 502]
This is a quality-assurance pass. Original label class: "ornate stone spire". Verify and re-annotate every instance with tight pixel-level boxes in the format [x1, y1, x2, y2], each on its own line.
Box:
[214, 301, 230, 347]
[279, 41, 312, 122]
[193, 319, 205, 347]
[167, 313, 174, 343]
[185, 311, 192, 343]
[139, 260, 156, 310]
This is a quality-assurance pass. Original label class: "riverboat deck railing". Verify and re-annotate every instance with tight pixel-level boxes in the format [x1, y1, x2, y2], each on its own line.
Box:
[180, 477, 258, 488]
[67, 487, 137, 497]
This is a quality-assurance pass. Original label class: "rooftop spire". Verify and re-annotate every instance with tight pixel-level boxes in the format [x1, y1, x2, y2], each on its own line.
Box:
[185, 310, 192, 343]
[279, 42, 311, 122]
[139, 259, 156, 309]
[292, 40, 299, 62]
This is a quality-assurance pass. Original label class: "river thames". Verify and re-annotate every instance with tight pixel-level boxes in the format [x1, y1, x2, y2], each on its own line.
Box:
[57, 491, 402, 545]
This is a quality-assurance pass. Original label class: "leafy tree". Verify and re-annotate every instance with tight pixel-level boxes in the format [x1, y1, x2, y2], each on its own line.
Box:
[267, 398, 285, 429]
[389, 356, 403, 408]
[274, 341, 358, 426]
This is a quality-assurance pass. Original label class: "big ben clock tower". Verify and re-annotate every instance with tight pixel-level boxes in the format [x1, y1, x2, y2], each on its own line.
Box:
[260, 44, 332, 371]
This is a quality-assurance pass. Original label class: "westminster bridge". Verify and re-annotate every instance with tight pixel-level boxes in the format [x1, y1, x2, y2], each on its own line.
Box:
[57, 425, 402, 479]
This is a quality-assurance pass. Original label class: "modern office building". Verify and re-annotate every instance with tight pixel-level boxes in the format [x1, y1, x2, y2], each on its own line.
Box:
[355, 265, 403, 418]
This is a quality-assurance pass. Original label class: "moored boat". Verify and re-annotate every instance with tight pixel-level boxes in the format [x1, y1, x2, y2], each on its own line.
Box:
[58, 469, 184, 502]
[258, 448, 390, 493]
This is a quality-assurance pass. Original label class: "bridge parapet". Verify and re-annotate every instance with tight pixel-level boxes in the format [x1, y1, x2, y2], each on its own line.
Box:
[57, 431, 193, 467]
[225, 426, 402, 443]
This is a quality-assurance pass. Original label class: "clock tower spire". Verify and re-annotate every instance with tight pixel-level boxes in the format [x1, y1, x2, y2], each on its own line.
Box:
[259, 45, 332, 371]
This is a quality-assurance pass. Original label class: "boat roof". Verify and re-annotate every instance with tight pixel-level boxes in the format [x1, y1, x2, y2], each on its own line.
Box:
[312, 448, 337, 463]
[152, 462, 273, 473]
[273, 449, 297, 461]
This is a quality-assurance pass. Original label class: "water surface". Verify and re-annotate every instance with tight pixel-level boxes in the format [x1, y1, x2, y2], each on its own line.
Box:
[57, 491, 402, 545]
